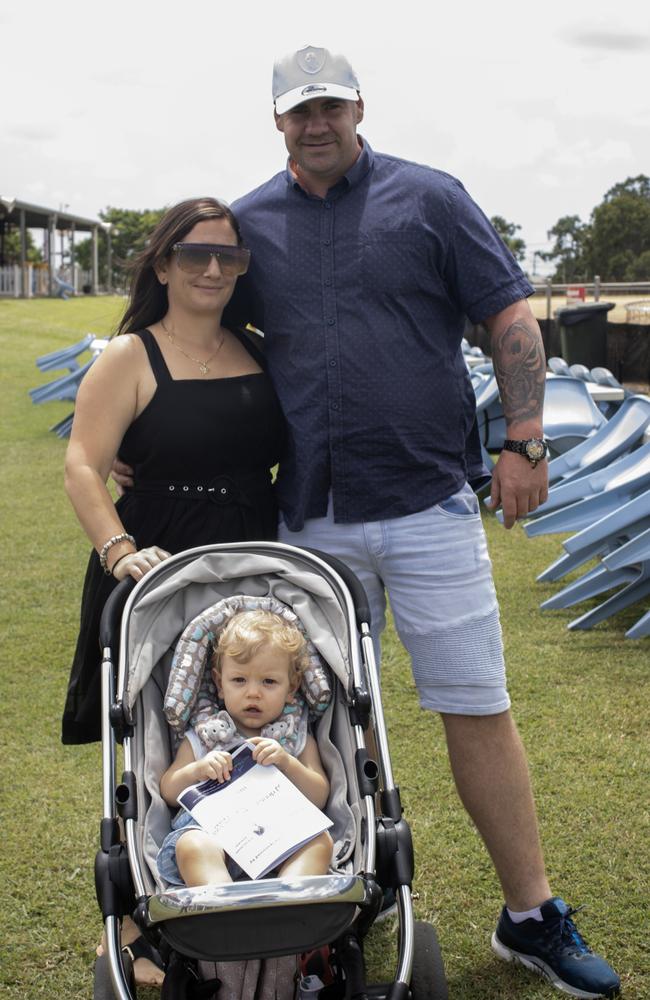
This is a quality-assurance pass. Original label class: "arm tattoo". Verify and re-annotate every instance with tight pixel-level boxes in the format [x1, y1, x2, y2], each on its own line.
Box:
[492, 319, 546, 426]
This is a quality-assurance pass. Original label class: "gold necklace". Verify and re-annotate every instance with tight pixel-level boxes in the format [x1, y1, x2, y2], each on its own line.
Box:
[161, 319, 225, 376]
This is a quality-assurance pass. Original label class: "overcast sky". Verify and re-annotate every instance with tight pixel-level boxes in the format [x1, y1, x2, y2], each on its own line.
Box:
[2, 0, 649, 275]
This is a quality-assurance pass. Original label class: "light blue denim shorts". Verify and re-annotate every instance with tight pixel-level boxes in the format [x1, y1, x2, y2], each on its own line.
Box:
[279, 483, 509, 716]
[157, 810, 245, 885]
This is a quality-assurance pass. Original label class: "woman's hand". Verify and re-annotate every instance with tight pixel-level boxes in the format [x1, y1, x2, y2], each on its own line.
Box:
[249, 737, 290, 772]
[111, 546, 171, 581]
[195, 750, 233, 783]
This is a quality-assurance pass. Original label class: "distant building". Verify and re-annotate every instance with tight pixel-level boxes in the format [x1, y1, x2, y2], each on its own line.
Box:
[0, 197, 112, 297]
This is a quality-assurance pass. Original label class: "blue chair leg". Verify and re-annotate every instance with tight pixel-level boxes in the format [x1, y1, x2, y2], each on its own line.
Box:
[537, 540, 611, 583]
[540, 564, 635, 610]
[625, 606, 650, 639]
[568, 569, 650, 630]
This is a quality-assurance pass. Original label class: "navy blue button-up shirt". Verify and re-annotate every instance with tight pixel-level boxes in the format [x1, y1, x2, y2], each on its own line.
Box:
[228, 140, 533, 531]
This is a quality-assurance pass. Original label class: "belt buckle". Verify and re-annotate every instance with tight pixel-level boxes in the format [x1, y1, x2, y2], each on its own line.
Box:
[207, 476, 236, 505]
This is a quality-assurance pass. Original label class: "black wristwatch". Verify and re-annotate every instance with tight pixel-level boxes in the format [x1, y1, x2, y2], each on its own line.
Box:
[502, 438, 548, 468]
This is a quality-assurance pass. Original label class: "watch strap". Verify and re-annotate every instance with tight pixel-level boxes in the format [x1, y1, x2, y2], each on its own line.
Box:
[502, 438, 548, 467]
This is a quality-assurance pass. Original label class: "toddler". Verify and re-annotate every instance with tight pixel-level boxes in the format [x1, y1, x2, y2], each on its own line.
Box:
[158, 609, 333, 886]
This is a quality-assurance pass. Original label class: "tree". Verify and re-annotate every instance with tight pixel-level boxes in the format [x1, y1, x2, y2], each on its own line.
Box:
[540, 215, 590, 283]
[74, 206, 166, 288]
[542, 175, 650, 282]
[0, 227, 43, 264]
[490, 215, 526, 262]
[601, 175, 650, 202]
[588, 175, 650, 281]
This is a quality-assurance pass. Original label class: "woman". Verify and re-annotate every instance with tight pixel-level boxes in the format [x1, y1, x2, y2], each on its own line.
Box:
[62, 198, 285, 985]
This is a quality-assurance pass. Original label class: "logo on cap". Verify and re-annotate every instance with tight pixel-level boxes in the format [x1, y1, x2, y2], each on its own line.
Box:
[297, 47, 326, 74]
[301, 84, 327, 96]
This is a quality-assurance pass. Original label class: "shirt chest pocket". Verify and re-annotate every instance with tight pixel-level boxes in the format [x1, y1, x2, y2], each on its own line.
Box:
[361, 231, 428, 295]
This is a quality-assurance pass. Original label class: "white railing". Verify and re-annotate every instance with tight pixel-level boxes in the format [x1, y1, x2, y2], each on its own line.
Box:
[0, 265, 24, 296]
[530, 277, 650, 324]
[0, 264, 99, 297]
[625, 300, 650, 324]
[532, 279, 650, 298]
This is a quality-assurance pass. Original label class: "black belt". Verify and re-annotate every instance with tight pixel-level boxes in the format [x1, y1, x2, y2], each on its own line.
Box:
[130, 473, 272, 506]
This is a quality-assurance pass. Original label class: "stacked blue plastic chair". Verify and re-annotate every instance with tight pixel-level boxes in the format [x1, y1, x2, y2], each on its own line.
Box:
[30, 335, 107, 438]
[513, 392, 650, 638]
[547, 356, 571, 376]
[488, 353, 650, 636]
[543, 376, 607, 455]
[29, 358, 95, 405]
[544, 395, 650, 491]
[35, 333, 95, 373]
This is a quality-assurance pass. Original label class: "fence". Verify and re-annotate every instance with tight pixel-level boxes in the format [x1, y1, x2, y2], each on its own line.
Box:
[623, 301, 650, 324]
[0, 265, 96, 297]
[0, 266, 23, 296]
[531, 278, 650, 323]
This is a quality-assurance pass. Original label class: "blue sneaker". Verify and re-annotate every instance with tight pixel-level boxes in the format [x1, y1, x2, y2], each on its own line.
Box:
[491, 897, 620, 998]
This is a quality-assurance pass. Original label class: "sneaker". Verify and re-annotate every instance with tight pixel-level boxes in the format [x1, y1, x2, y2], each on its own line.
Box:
[374, 886, 398, 923]
[491, 897, 620, 999]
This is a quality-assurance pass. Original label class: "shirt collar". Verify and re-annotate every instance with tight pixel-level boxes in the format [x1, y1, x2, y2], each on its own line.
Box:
[285, 136, 374, 197]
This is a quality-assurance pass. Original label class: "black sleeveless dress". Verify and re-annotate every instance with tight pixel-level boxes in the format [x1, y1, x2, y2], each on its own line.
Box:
[62, 328, 285, 744]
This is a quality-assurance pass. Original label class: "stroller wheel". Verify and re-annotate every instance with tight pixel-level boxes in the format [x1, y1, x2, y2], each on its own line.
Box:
[410, 921, 447, 1000]
[93, 951, 136, 1000]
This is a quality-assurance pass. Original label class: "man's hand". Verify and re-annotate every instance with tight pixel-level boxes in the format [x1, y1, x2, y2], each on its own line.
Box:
[111, 457, 135, 496]
[485, 450, 549, 529]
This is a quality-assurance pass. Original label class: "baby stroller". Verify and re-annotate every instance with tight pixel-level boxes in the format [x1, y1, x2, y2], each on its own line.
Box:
[93, 541, 448, 999]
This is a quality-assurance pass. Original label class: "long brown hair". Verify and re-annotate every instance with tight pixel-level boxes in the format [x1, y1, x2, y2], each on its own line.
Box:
[116, 197, 243, 336]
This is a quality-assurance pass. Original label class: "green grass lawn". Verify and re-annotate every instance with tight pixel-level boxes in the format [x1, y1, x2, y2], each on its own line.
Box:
[1, 297, 648, 999]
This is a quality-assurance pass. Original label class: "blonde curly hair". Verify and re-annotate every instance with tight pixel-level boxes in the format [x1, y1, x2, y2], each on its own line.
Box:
[212, 610, 308, 689]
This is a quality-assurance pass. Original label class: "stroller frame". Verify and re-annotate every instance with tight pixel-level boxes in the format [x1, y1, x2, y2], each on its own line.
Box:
[95, 542, 446, 1000]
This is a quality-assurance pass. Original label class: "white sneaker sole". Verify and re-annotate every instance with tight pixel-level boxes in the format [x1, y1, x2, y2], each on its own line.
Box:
[491, 932, 610, 999]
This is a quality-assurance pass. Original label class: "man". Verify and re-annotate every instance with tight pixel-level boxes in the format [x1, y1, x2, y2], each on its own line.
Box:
[113, 44, 619, 998]
[223, 46, 620, 999]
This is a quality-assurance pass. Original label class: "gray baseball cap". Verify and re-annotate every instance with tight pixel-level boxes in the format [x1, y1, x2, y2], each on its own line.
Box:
[272, 45, 360, 114]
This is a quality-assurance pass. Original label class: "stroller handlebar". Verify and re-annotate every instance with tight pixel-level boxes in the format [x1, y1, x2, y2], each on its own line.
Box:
[99, 576, 136, 651]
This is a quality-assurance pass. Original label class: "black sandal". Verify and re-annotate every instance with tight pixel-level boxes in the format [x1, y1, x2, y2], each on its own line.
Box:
[122, 934, 164, 972]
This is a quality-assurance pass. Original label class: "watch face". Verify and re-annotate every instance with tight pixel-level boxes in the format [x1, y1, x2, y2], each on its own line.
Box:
[526, 439, 546, 462]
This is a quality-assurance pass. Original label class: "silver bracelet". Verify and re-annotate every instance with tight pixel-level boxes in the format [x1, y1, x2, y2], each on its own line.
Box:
[99, 532, 136, 575]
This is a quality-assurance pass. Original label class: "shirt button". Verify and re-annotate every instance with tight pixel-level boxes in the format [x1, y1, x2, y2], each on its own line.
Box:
[323, 202, 331, 209]
[327, 318, 335, 326]
[324, 279, 332, 286]
[323, 239, 331, 246]
[331, 402, 339, 410]
[329, 359, 337, 367]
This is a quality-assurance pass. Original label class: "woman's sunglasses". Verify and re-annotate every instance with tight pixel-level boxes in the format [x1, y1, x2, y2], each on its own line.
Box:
[170, 243, 251, 277]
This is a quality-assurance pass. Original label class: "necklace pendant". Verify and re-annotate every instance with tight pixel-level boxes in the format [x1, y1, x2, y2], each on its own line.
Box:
[199, 362, 209, 375]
